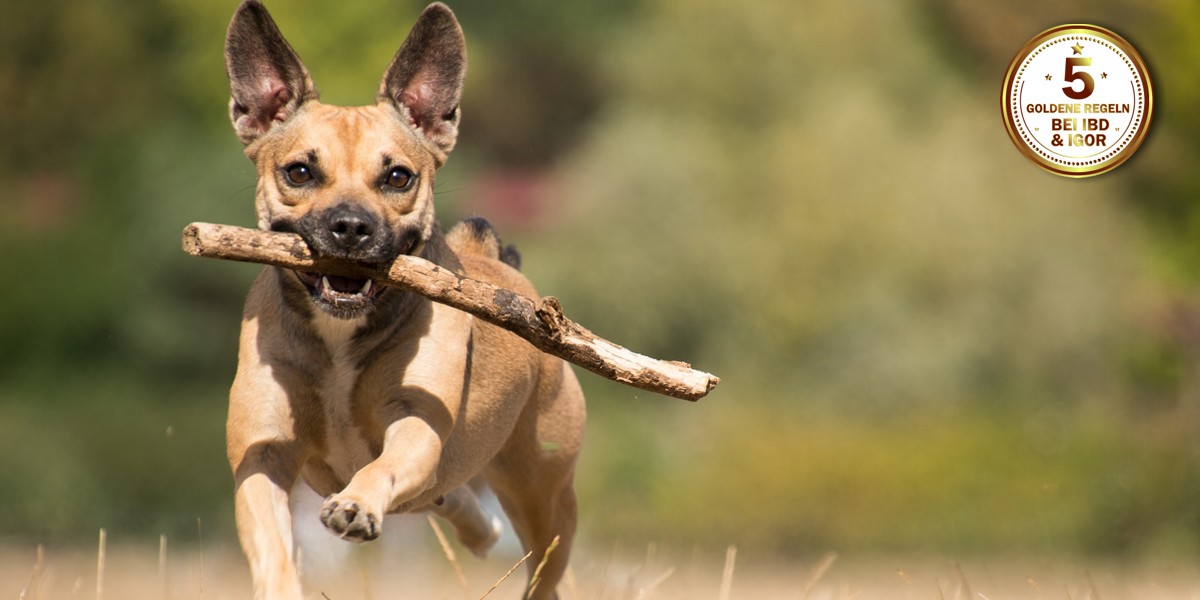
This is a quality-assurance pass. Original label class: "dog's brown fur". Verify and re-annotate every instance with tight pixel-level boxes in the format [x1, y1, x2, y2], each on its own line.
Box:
[222, 3, 585, 598]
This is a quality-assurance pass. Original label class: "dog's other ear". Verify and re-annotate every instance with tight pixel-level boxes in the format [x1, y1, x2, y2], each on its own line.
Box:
[378, 3, 466, 157]
[225, 0, 318, 146]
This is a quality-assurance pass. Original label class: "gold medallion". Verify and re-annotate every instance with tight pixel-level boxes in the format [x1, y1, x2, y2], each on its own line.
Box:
[1001, 24, 1153, 177]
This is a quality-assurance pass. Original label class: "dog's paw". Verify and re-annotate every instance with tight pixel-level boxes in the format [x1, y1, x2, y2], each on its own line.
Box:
[320, 497, 380, 542]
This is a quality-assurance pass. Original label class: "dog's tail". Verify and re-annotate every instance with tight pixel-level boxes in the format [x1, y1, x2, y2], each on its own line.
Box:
[446, 216, 521, 270]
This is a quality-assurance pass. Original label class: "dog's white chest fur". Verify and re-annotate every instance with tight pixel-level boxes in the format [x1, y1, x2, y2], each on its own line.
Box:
[313, 314, 375, 483]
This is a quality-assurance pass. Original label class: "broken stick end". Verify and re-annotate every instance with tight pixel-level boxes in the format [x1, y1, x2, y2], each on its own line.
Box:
[688, 374, 721, 401]
[181, 223, 203, 257]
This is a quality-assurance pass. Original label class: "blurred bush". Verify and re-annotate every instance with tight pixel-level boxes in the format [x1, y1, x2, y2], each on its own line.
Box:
[1, 0, 1198, 558]
[528, 0, 1200, 556]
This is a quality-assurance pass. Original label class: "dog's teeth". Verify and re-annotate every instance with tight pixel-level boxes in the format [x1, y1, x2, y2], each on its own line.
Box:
[320, 276, 332, 293]
[359, 280, 373, 295]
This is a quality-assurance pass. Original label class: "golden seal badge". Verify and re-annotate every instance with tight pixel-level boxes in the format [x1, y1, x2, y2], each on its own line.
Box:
[1002, 24, 1153, 177]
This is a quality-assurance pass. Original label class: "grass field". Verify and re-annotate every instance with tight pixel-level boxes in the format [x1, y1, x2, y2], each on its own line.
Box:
[8, 527, 1200, 600]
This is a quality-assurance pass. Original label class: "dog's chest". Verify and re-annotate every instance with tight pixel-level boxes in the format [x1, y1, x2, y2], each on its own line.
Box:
[313, 315, 377, 483]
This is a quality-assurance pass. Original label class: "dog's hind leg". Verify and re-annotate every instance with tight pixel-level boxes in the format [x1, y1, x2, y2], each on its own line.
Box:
[489, 469, 578, 600]
[487, 362, 585, 600]
[430, 479, 503, 558]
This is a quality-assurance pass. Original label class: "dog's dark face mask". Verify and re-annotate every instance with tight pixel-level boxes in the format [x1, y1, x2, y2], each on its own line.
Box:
[275, 202, 428, 320]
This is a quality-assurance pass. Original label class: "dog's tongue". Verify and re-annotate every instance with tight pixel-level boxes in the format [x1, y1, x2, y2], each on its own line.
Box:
[326, 275, 366, 294]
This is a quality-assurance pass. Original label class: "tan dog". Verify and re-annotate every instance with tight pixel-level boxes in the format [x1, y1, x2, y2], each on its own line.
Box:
[222, 2, 585, 598]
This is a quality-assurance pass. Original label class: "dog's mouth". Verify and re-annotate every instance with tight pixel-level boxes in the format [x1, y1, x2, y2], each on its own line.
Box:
[282, 225, 423, 319]
[293, 271, 383, 318]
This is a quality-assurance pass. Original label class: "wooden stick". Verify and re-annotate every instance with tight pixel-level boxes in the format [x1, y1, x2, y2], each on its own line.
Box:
[425, 515, 470, 600]
[182, 222, 719, 401]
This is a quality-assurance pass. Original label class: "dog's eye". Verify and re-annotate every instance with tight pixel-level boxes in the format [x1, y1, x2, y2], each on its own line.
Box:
[284, 163, 315, 186]
[384, 166, 416, 191]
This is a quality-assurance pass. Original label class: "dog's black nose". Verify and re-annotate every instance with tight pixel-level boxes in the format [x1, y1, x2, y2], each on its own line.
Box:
[326, 204, 378, 252]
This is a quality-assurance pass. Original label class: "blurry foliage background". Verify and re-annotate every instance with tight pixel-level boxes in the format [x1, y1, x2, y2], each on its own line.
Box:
[2, 0, 1199, 561]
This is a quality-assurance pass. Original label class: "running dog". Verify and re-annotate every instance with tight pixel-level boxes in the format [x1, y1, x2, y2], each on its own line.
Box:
[222, 2, 585, 597]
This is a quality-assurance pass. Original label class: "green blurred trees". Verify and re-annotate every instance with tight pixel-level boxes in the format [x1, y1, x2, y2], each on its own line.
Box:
[530, 0, 1200, 556]
[1, 0, 1199, 557]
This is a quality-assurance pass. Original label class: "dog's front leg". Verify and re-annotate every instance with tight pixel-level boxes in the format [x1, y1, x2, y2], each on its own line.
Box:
[233, 446, 305, 600]
[320, 304, 471, 542]
[228, 342, 311, 600]
[320, 412, 448, 541]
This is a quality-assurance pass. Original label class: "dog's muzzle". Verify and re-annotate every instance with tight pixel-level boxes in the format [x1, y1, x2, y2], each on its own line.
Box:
[308, 203, 390, 260]
[280, 205, 422, 319]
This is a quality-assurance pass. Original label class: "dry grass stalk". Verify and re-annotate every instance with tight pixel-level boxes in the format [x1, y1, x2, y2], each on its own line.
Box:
[717, 545, 737, 600]
[426, 514, 471, 599]
[96, 529, 108, 600]
[20, 544, 45, 600]
[196, 518, 206, 600]
[479, 550, 533, 600]
[799, 552, 837, 600]
[1026, 576, 1041, 592]
[525, 535, 562, 599]
[644, 542, 659, 574]
[159, 534, 169, 600]
[1086, 570, 1102, 600]
[634, 567, 675, 600]
[955, 562, 973, 600]
[597, 542, 619, 600]
[840, 582, 862, 600]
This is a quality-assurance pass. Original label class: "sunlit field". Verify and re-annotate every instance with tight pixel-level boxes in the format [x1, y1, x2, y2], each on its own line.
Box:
[9, 546, 1200, 599]
[8, 527, 1200, 600]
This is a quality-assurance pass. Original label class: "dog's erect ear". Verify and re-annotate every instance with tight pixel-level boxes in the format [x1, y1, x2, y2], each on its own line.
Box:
[378, 3, 466, 157]
[225, 0, 317, 146]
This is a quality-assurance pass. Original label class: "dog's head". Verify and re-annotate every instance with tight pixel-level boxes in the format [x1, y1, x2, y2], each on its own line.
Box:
[224, 0, 465, 319]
